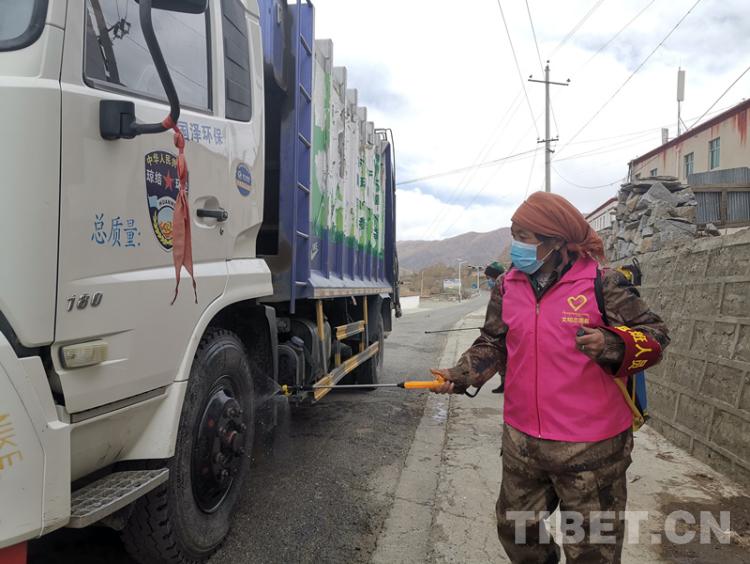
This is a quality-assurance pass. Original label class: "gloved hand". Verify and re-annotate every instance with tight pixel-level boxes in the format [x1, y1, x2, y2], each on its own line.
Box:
[429, 368, 468, 394]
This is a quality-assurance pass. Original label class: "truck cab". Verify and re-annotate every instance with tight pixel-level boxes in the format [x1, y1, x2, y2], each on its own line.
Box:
[0, 1, 397, 562]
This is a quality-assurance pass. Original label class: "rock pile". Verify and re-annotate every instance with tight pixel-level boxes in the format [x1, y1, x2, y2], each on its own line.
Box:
[605, 176, 717, 261]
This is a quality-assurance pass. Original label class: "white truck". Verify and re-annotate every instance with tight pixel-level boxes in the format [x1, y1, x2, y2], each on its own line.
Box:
[0, 1, 399, 562]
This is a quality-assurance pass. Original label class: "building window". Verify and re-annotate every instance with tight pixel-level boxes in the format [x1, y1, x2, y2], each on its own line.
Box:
[696, 191, 721, 224]
[84, 0, 211, 111]
[684, 152, 694, 178]
[695, 188, 750, 227]
[728, 191, 750, 223]
[709, 137, 721, 170]
[650, 168, 658, 177]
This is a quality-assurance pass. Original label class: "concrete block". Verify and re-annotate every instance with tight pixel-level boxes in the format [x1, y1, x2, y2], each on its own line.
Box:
[691, 440, 735, 476]
[733, 324, 750, 363]
[664, 283, 688, 314]
[676, 394, 713, 436]
[710, 410, 750, 462]
[647, 382, 679, 421]
[707, 242, 750, 277]
[700, 362, 744, 407]
[646, 353, 673, 380]
[679, 250, 709, 277]
[692, 321, 737, 359]
[669, 320, 692, 353]
[684, 283, 722, 317]
[733, 462, 750, 488]
[649, 419, 692, 452]
[721, 282, 750, 318]
[739, 377, 750, 413]
[671, 356, 704, 392]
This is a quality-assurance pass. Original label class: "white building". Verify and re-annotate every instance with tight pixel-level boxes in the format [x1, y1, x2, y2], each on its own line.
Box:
[585, 197, 617, 233]
[628, 99, 750, 229]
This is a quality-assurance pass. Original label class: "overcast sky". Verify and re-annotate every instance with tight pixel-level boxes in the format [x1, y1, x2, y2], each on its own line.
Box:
[313, 0, 750, 241]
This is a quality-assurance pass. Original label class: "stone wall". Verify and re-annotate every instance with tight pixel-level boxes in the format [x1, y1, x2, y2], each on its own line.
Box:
[605, 177, 719, 261]
[633, 228, 750, 485]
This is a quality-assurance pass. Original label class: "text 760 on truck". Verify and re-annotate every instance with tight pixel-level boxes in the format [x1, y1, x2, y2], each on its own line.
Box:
[0, 1, 400, 562]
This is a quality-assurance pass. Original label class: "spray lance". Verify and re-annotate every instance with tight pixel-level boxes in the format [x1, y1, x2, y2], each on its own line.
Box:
[424, 327, 482, 334]
[281, 371, 480, 397]
[281, 376, 447, 395]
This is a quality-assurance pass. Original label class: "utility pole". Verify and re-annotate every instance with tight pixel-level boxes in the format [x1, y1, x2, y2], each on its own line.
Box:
[457, 260, 467, 303]
[420, 269, 424, 297]
[529, 62, 569, 192]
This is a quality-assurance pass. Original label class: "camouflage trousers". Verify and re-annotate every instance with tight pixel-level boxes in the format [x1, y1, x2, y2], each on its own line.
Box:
[496, 425, 633, 564]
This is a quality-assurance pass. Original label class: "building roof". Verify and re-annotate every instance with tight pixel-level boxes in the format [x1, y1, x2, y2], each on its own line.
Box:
[585, 197, 617, 220]
[630, 98, 750, 167]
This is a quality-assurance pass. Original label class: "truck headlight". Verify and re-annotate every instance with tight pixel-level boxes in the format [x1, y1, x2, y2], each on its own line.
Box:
[61, 340, 108, 369]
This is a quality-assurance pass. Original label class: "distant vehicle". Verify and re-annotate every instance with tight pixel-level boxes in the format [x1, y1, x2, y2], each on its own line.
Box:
[0, 1, 399, 562]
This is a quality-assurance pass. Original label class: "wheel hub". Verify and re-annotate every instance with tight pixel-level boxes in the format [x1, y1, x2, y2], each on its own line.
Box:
[192, 383, 247, 513]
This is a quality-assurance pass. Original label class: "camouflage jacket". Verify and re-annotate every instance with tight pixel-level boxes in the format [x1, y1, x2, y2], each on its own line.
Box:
[446, 263, 670, 389]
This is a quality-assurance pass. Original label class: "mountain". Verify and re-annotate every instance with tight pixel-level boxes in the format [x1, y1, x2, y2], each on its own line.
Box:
[397, 227, 512, 271]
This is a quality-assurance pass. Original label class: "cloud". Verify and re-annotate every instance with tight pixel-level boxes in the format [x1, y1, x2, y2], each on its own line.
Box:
[397, 188, 519, 241]
[312, 0, 750, 240]
[346, 64, 411, 115]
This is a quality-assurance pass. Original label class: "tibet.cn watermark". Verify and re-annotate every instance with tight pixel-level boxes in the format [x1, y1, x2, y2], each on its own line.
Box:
[506, 511, 732, 545]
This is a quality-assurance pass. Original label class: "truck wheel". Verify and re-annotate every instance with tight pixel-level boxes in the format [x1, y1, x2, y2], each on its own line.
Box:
[122, 329, 254, 564]
[354, 310, 384, 389]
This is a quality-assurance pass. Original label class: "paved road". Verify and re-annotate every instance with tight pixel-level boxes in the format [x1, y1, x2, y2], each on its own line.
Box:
[28, 297, 485, 564]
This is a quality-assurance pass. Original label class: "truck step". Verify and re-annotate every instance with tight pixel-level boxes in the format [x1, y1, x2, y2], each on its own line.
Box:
[68, 469, 169, 528]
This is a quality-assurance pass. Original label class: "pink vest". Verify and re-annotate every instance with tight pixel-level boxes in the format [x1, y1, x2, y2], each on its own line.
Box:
[501, 257, 632, 442]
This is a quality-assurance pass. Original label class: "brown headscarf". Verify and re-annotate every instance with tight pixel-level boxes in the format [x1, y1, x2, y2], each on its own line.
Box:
[511, 191, 606, 264]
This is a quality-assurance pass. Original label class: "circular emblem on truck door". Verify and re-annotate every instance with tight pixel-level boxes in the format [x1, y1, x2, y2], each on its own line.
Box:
[235, 163, 252, 197]
[145, 150, 185, 251]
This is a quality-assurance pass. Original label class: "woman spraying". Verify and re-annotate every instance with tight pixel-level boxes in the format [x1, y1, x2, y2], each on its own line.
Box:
[433, 192, 669, 564]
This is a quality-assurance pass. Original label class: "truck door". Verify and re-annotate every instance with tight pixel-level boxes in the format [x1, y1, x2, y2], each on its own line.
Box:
[54, 0, 241, 414]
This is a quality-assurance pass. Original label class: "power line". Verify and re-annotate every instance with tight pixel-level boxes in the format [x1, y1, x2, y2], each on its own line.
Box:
[556, 0, 705, 156]
[416, 92, 525, 239]
[401, 100, 733, 193]
[397, 147, 541, 186]
[524, 145, 539, 198]
[689, 63, 750, 130]
[578, 0, 658, 71]
[555, 134, 658, 162]
[567, 128, 658, 146]
[525, 0, 544, 72]
[439, 131, 545, 236]
[524, 0, 560, 134]
[496, 0, 540, 137]
[561, 101, 738, 148]
[551, 0, 608, 56]
[552, 166, 624, 189]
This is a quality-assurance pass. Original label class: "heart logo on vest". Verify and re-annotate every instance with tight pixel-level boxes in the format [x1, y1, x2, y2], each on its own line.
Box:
[567, 295, 588, 312]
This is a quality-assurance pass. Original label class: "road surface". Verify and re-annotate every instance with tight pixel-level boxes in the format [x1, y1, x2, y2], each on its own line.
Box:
[28, 297, 486, 564]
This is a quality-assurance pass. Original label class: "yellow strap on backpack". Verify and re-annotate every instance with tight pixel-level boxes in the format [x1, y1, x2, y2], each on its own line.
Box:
[613, 378, 645, 432]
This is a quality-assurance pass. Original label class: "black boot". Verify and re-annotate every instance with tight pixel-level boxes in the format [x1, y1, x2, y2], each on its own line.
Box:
[491, 383, 504, 394]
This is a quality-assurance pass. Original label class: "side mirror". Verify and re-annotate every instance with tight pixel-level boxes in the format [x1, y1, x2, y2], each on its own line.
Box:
[101, 0, 206, 139]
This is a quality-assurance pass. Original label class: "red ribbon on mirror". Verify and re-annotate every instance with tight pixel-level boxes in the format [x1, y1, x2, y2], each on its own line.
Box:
[162, 116, 197, 305]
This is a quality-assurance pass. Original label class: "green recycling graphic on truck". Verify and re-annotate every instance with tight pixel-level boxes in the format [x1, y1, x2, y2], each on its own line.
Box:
[311, 45, 386, 268]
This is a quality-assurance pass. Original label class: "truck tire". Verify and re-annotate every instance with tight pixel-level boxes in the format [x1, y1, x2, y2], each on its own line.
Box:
[354, 310, 384, 389]
[122, 329, 254, 564]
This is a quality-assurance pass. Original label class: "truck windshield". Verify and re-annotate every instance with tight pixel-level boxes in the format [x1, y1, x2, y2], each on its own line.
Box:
[0, 0, 47, 52]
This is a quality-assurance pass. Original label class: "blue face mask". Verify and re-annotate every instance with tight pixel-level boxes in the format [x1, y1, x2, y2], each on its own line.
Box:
[487, 278, 496, 289]
[510, 240, 550, 274]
